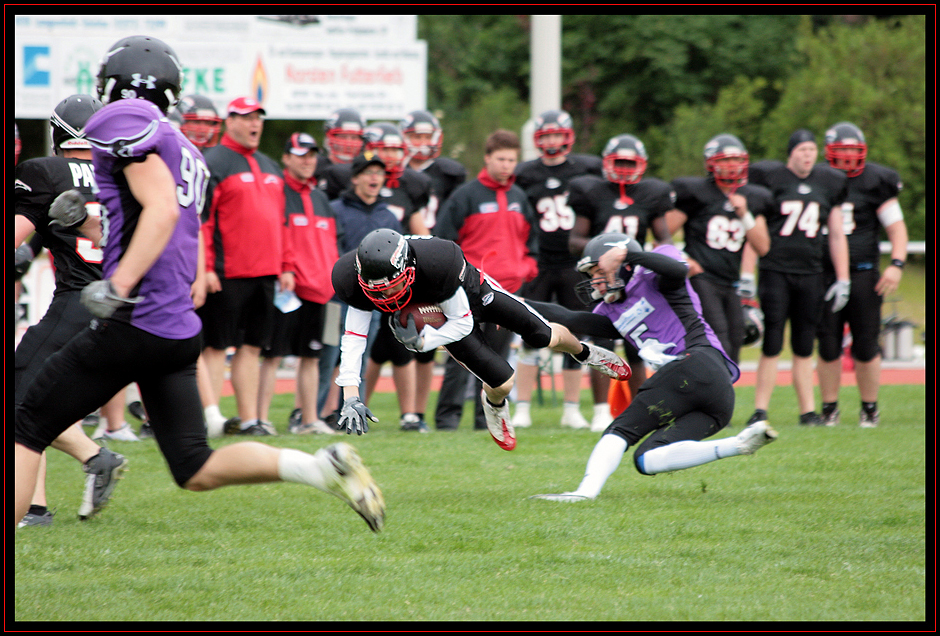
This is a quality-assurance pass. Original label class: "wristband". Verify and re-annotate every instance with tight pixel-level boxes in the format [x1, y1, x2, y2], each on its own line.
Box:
[890, 259, 905, 269]
[740, 212, 757, 233]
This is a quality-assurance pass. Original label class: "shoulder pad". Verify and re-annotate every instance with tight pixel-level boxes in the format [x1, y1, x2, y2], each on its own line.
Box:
[85, 100, 166, 158]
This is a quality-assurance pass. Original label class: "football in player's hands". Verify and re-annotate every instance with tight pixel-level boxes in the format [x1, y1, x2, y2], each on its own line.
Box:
[397, 302, 447, 329]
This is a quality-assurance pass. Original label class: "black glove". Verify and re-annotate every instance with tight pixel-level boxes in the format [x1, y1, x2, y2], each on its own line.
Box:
[337, 396, 378, 435]
[48, 189, 89, 228]
[81, 279, 143, 319]
[389, 312, 425, 352]
[14, 244, 35, 280]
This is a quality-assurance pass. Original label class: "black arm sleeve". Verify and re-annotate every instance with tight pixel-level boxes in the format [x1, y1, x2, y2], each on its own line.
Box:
[624, 251, 688, 292]
[527, 300, 622, 340]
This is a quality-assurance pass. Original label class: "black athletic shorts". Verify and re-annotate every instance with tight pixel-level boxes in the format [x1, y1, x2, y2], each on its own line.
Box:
[15, 319, 212, 486]
[817, 268, 882, 362]
[198, 276, 276, 350]
[262, 298, 326, 359]
[757, 269, 825, 358]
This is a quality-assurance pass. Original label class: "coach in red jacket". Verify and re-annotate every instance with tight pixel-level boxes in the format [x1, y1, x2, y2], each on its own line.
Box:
[199, 97, 296, 436]
[433, 129, 539, 430]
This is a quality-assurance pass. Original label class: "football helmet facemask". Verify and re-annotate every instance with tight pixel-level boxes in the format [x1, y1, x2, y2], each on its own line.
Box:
[356, 229, 417, 312]
[324, 108, 366, 163]
[824, 121, 867, 177]
[704, 133, 749, 191]
[177, 94, 222, 148]
[533, 109, 575, 157]
[602, 134, 647, 185]
[364, 122, 408, 185]
[574, 232, 642, 305]
[400, 110, 443, 162]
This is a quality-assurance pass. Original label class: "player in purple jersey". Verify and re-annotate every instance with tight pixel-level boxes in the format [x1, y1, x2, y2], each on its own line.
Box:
[14, 35, 384, 533]
[527, 234, 777, 501]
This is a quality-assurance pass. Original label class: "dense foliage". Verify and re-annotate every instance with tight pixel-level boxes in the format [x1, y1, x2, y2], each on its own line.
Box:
[420, 14, 927, 240]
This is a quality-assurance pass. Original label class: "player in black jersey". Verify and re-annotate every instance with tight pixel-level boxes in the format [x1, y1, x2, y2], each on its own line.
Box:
[513, 109, 608, 430]
[14, 94, 128, 525]
[316, 107, 366, 200]
[816, 122, 909, 428]
[360, 122, 434, 430]
[741, 129, 850, 427]
[666, 134, 773, 363]
[401, 110, 468, 431]
[330, 229, 632, 452]
[567, 133, 676, 422]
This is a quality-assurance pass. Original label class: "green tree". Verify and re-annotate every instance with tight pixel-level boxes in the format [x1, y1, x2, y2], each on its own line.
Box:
[759, 14, 927, 240]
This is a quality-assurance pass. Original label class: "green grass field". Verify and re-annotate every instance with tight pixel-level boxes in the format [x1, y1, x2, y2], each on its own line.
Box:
[15, 383, 926, 624]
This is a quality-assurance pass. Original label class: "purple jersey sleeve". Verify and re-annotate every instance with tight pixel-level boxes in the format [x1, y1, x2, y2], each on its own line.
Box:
[85, 99, 204, 339]
[593, 244, 739, 381]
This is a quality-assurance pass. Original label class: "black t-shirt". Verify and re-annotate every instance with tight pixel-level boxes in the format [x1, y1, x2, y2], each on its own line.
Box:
[568, 174, 675, 243]
[14, 155, 103, 293]
[826, 161, 902, 268]
[748, 160, 848, 274]
[671, 176, 775, 286]
[332, 235, 482, 313]
[515, 153, 603, 269]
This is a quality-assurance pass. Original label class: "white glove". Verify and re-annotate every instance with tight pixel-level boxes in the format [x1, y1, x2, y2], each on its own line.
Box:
[736, 274, 756, 299]
[824, 279, 851, 313]
[48, 189, 89, 228]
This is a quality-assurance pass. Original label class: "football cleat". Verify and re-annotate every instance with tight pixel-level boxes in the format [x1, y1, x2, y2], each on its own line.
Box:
[579, 343, 632, 381]
[591, 408, 613, 433]
[736, 421, 778, 455]
[288, 408, 303, 430]
[18, 508, 55, 528]
[746, 409, 768, 427]
[319, 443, 385, 533]
[399, 413, 430, 433]
[822, 408, 841, 427]
[859, 409, 880, 428]
[290, 420, 338, 435]
[78, 448, 128, 520]
[529, 492, 592, 502]
[798, 412, 825, 427]
[482, 392, 516, 451]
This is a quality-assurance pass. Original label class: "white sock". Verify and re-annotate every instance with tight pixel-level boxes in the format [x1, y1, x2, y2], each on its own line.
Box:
[594, 403, 610, 417]
[636, 437, 741, 475]
[563, 402, 581, 414]
[204, 404, 224, 423]
[514, 401, 530, 415]
[240, 418, 259, 431]
[574, 434, 628, 498]
[277, 448, 331, 491]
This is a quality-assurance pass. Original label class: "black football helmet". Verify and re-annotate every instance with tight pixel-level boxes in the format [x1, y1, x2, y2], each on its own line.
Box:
[51, 94, 104, 154]
[177, 94, 221, 148]
[323, 107, 366, 163]
[704, 133, 749, 191]
[400, 110, 443, 162]
[355, 229, 416, 312]
[574, 232, 643, 305]
[96, 35, 183, 114]
[742, 301, 765, 346]
[824, 122, 867, 177]
[364, 122, 408, 184]
[602, 134, 647, 185]
[533, 109, 575, 157]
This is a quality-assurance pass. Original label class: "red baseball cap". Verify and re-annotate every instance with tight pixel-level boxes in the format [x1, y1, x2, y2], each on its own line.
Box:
[227, 97, 266, 117]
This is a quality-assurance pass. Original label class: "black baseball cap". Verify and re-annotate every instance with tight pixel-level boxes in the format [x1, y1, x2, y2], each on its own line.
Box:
[351, 153, 386, 176]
